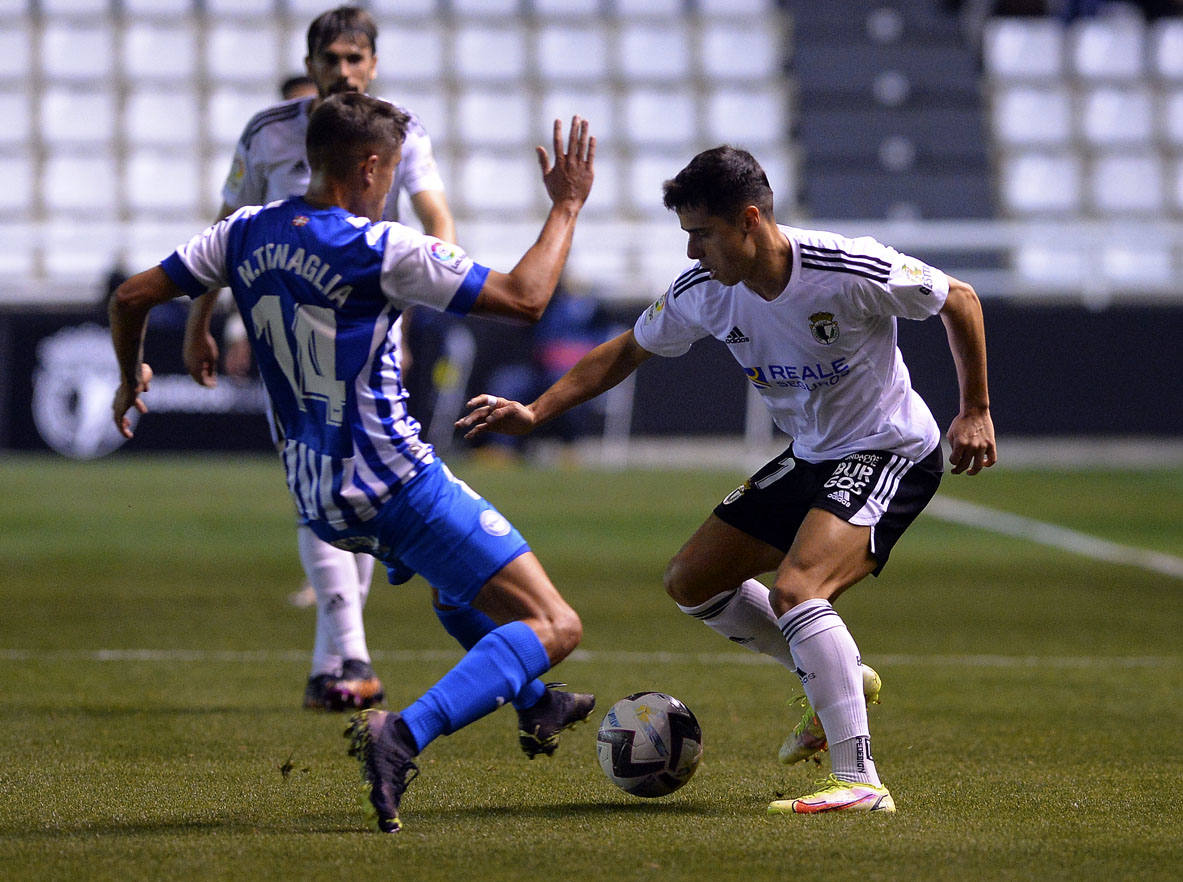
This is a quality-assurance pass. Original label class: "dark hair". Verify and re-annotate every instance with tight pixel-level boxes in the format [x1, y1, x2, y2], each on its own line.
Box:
[306, 6, 378, 58]
[306, 92, 409, 178]
[662, 146, 774, 220]
[280, 74, 315, 100]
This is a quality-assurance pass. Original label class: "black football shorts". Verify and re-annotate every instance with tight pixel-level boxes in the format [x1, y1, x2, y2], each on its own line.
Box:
[713, 443, 943, 575]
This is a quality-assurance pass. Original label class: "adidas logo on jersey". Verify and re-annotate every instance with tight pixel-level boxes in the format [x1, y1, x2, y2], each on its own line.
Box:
[724, 326, 751, 345]
[827, 489, 852, 507]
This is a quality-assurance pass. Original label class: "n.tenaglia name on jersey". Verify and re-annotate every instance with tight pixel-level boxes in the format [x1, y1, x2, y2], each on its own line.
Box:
[744, 358, 849, 390]
[236, 244, 352, 305]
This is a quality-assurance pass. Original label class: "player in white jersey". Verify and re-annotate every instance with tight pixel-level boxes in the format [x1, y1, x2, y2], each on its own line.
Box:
[111, 94, 597, 833]
[183, 7, 456, 712]
[458, 145, 997, 816]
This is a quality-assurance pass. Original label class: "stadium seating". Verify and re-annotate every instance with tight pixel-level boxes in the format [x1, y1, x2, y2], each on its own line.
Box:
[5, 0, 791, 300]
[982, 7, 1183, 293]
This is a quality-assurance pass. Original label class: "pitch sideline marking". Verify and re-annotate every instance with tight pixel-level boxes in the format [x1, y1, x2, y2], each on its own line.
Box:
[0, 648, 1176, 668]
[928, 495, 1183, 580]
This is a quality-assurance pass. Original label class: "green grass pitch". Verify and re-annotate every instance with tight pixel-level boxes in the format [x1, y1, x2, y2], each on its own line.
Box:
[0, 452, 1179, 881]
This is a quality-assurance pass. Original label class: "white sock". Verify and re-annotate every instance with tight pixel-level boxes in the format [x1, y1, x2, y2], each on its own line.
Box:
[677, 580, 796, 670]
[298, 524, 371, 675]
[778, 598, 880, 786]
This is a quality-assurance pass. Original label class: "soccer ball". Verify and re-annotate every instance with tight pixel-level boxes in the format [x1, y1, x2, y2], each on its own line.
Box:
[595, 691, 703, 798]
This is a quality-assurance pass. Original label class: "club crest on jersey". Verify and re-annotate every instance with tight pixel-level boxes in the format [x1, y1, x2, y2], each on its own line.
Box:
[645, 293, 668, 323]
[429, 240, 467, 273]
[809, 311, 839, 345]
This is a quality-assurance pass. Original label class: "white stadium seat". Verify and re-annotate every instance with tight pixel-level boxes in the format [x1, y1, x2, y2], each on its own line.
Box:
[533, 0, 601, 18]
[1069, 14, 1146, 82]
[539, 87, 616, 144]
[998, 151, 1084, 216]
[205, 0, 275, 16]
[1079, 85, 1155, 148]
[375, 23, 445, 83]
[1161, 89, 1183, 148]
[456, 88, 530, 147]
[454, 24, 527, 83]
[618, 22, 691, 81]
[0, 154, 34, 214]
[613, 0, 683, 18]
[622, 87, 696, 147]
[127, 149, 201, 212]
[0, 89, 30, 145]
[991, 85, 1073, 148]
[0, 26, 31, 80]
[535, 24, 610, 83]
[699, 25, 784, 81]
[125, 88, 200, 146]
[1150, 19, 1183, 81]
[457, 154, 537, 213]
[450, 0, 519, 16]
[122, 0, 196, 15]
[43, 219, 122, 280]
[41, 0, 108, 13]
[43, 151, 118, 214]
[981, 17, 1065, 82]
[42, 86, 115, 144]
[706, 86, 787, 147]
[205, 25, 279, 83]
[1088, 151, 1166, 215]
[123, 23, 197, 82]
[41, 23, 114, 81]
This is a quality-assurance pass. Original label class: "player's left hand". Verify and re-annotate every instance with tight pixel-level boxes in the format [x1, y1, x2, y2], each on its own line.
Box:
[946, 406, 997, 475]
[113, 363, 154, 439]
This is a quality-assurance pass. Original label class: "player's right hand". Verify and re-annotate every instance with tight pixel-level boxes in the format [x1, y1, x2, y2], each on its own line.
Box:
[536, 116, 595, 209]
[456, 394, 537, 440]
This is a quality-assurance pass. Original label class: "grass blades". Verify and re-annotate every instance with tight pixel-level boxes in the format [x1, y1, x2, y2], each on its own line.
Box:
[0, 453, 1180, 881]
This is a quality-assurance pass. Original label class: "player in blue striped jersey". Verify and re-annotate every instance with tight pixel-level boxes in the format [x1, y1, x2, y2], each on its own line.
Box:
[187, 7, 458, 713]
[459, 145, 997, 816]
[111, 94, 597, 832]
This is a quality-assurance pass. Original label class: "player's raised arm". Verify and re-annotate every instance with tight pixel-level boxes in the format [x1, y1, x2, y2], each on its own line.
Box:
[468, 117, 595, 323]
[458, 328, 651, 440]
[939, 274, 997, 475]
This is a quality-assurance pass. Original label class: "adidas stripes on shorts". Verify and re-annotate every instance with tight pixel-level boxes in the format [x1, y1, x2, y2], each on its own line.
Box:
[713, 443, 943, 575]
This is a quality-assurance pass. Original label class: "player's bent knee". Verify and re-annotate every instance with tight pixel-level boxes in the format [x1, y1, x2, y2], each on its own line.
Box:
[663, 556, 704, 605]
[538, 608, 582, 663]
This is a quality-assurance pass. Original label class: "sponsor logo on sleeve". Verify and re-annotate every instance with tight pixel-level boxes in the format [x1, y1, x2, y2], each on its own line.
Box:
[899, 261, 934, 296]
[429, 240, 468, 273]
[644, 293, 668, 323]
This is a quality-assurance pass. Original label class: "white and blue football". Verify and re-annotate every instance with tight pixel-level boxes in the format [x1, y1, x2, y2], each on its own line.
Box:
[596, 691, 703, 798]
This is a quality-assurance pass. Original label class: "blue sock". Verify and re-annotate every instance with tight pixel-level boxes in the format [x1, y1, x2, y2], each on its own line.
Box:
[434, 605, 547, 711]
[401, 621, 551, 751]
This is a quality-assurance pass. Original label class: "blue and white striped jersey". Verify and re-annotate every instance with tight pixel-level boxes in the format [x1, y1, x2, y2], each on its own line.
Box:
[160, 197, 489, 529]
[634, 225, 949, 462]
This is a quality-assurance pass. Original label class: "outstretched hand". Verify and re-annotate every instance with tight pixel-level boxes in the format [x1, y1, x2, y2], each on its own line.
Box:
[456, 394, 538, 441]
[113, 363, 154, 439]
[536, 116, 595, 209]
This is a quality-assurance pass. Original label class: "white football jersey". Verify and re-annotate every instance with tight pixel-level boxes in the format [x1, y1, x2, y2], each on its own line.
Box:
[221, 96, 446, 223]
[633, 225, 950, 462]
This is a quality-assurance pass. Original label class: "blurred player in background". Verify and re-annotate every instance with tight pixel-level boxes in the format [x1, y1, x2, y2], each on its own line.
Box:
[111, 95, 598, 834]
[459, 144, 997, 816]
[184, 6, 455, 711]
